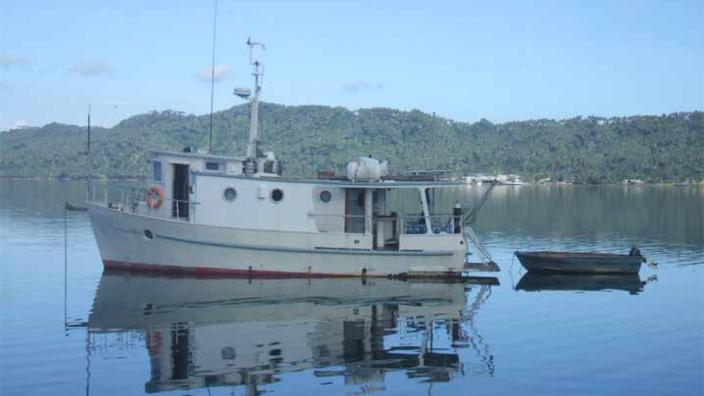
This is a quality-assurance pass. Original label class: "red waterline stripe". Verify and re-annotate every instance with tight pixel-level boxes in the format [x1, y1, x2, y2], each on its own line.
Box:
[103, 259, 370, 279]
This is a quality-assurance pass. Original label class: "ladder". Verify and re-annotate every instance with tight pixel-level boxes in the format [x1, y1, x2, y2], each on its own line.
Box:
[464, 225, 493, 263]
[462, 182, 496, 264]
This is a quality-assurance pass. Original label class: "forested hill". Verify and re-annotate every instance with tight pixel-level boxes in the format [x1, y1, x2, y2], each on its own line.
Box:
[1, 103, 702, 183]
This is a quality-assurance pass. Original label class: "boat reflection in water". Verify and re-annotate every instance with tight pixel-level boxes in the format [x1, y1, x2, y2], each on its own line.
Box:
[87, 272, 497, 394]
[516, 272, 654, 295]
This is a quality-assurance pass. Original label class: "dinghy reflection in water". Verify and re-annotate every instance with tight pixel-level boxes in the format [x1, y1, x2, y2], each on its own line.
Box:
[87, 273, 496, 393]
[516, 273, 650, 295]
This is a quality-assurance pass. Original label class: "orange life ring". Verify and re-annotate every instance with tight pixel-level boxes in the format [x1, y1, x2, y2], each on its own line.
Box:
[146, 186, 164, 209]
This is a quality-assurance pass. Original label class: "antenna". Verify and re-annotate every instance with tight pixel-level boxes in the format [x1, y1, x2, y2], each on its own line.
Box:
[246, 36, 266, 65]
[85, 104, 93, 201]
[86, 105, 91, 154]
[243, 37, 265, 160]
[207, 0, 219, 153]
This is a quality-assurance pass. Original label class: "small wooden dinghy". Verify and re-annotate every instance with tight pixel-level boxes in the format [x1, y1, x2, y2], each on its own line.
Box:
[515, 251, 644, 274]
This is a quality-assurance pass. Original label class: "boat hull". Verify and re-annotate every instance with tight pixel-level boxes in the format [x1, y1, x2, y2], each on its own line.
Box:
[88, 204, 466, 277]
[515, 251, 642, 274]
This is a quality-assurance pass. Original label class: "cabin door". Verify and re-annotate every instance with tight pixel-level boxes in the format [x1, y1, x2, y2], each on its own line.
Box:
[345, 189, 365, 233]
[172, 164, 189, 219]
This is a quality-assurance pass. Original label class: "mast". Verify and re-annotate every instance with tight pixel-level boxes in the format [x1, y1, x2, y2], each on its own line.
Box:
[245, 37, 265, 159]
[84, 104, 93, 201]
[207, 0, 219, 153]
[87, 105, 91, 154]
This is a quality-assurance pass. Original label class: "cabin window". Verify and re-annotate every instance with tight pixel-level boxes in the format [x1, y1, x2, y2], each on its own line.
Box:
[223, 187, 237, 202]
[319, 190, 332, 203]
[271, 188, 284, 203]
[152, 162, 162, 181]
[206, 161, 221, 171]
[263, 160, 275, 174]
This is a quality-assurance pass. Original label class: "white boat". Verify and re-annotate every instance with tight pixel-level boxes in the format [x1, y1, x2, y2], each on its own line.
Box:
[86, 40, 492, 278]
[495, 174, 524, 185]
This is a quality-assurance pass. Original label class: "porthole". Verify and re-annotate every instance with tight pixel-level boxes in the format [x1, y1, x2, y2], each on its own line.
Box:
[271, 188, 284, 203]
[221, 346, 237, 360]
[319, 190, 332, 203]
[144, 230, 154, 240]
[224, 187, 237, 202]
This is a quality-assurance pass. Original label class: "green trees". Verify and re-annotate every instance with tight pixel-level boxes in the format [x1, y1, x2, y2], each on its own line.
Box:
[0, 104, 701, 183]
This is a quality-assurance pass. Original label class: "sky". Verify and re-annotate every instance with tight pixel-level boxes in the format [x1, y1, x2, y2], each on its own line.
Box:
[0, 0, 702, 131]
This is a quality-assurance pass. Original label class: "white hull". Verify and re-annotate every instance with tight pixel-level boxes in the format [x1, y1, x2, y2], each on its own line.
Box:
[88, 204, 466, 277]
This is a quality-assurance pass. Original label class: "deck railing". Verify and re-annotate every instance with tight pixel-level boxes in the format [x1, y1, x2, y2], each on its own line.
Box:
[86, 183, 199, 222]
[307, 213, 369, 233]
[307, 212, 462, 235]
[400, 214, 462, 235]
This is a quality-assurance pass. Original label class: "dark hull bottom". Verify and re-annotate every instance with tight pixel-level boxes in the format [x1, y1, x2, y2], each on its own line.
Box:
[515, 252, 642, 274]
[103, 259, 470, 280]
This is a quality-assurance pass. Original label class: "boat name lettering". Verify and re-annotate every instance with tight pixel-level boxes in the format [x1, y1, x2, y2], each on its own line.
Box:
[112, 227, 141, 236]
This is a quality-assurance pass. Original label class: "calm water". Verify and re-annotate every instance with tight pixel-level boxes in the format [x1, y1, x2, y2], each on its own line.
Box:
[1, 180, 702, 396]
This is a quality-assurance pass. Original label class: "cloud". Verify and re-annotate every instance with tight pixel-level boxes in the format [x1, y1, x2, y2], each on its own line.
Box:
[342, 81, 385, 94]
[0, 54, 29, 70]
[71, 59, 114, 76]
[197, 64, 230, 82]
[13, 120, 30, 129]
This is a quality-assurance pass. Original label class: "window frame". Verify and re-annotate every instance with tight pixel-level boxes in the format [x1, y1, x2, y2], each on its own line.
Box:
[205, 161, 223, 171]
[152, 161, 162, 182]
[223, 187, 237, 202]
[319, 190, 332, 203]
[270, 188, 284, 203]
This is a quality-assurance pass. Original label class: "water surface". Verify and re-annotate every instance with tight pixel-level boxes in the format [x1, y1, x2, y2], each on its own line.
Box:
[1, 180, 702, 395]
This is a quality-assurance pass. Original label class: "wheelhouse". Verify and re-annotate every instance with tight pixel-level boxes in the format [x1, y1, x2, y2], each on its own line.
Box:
[135, 150, 466, 253]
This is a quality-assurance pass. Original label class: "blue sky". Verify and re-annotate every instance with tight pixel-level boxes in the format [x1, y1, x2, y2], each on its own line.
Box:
[1, 0, 702, 130]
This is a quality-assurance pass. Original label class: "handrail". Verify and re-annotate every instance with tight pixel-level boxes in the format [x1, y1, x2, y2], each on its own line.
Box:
[307, 212, 372, 233]
[464, 225, 492, 262]
[87, 183, 199, 222]
[401, 213, 460, 235]
[150, 198, 200, 222]
[307, 213, 368, 218]
[307, 212, 457, 218]
[307, 212, 461, 235]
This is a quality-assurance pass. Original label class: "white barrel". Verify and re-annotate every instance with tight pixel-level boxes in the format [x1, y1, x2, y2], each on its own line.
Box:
[346, 157, 388, 180]
[346, 161, 360, 180]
